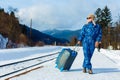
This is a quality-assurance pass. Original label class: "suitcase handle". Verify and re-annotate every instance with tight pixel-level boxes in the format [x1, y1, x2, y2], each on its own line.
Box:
[73, 44, 80, 52]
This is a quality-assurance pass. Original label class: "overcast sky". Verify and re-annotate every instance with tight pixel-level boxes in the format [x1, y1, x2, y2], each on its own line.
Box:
[0, 0, 120, 31]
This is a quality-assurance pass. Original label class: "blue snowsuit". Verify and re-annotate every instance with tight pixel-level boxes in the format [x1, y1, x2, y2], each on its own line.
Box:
[78, 22, 102, 69]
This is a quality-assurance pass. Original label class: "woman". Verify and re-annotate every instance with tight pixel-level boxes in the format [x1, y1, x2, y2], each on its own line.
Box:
[77, 14, 102, 74]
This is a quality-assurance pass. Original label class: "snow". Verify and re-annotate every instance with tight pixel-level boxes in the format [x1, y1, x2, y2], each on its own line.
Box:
[0, 46, 62, 65]
[0, 34, 8, 49]
[0, 46, 120, 80]
[100, 49, 120, 67]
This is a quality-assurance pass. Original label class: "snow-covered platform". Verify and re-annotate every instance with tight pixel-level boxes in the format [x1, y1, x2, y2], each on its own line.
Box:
[10, 48, 120, 80]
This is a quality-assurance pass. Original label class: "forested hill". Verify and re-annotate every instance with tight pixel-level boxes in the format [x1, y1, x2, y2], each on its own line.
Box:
[0, 8, 68, 46]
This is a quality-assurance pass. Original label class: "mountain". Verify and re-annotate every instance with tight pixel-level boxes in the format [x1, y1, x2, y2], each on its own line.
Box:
[20, 25, 69, 45]
[0, 8, 68, 46]
[42, 29, 81, 41]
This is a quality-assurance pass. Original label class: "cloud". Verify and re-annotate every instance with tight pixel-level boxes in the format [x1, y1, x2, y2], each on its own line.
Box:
[12, 0, 120, 31]
[16, 0, 90, 31]
[17, 4, 54, 28]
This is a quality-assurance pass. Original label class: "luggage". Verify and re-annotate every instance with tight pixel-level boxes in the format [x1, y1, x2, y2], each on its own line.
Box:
[55, 47, 78, 71]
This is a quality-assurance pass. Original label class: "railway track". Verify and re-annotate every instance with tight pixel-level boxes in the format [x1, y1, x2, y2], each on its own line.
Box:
[0, 52, 59, 79]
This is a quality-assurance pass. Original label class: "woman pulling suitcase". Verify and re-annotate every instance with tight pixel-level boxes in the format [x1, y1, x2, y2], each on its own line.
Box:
[77, 14, 102, 74]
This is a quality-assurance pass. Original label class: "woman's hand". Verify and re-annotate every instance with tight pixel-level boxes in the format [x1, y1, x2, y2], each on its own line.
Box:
[95, 42, 99, 48]
[77, 41, 81, 45]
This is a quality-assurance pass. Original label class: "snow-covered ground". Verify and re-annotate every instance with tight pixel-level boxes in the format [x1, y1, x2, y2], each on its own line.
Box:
[0, 46, 120, 80]
[100, 49, 120, 66]
[0, 46, 62, 65]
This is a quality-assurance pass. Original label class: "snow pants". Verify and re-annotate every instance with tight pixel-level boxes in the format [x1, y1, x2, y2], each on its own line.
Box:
[82, 37, 95, 69]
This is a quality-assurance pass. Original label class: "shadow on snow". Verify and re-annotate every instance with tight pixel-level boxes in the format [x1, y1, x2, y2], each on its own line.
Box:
[63, 68, 120, 74]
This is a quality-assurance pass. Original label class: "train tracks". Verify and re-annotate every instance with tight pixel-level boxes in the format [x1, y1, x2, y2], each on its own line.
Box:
[0, 52, 59, 80]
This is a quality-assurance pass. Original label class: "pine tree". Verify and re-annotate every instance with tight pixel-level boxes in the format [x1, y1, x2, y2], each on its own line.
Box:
[95, 6, 112, 35]
[95, 8, 102, 24]
[95, 6, 112, 49]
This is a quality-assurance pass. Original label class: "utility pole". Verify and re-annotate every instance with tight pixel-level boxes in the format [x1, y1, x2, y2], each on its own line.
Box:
[30, 19, 32, 46]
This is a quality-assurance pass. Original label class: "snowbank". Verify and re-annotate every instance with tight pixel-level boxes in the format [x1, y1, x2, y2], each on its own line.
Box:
[0, 34, 8, 49]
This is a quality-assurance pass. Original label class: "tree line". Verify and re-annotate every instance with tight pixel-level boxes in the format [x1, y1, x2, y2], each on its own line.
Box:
[95, 6, 120, 50]
[0, 8, 29, 47]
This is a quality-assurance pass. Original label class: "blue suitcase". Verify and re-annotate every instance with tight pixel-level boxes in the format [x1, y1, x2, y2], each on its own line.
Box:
[55, 48, 78, 71]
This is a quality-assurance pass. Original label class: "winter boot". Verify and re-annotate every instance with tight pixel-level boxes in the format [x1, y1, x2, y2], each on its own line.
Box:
[83, 68, 87, 73]
[88, 69, 93, 74]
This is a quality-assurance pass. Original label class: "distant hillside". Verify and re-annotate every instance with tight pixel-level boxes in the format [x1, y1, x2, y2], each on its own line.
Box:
[20, 25, 69, 45]
[0, 8, 21, 42]
[0, 8, 69, 46]
[42, 29, 81, 41]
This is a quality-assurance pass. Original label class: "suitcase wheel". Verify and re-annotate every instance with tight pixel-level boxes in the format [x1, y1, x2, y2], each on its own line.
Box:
[55, 65, 58, 68]
[60, 67, 64, 72]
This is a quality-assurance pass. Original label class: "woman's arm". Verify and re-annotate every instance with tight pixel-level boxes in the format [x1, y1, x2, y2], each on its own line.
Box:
[95, 25, 102, 47]
[78, 25, 86, 42]
[96, 25, 102, 42]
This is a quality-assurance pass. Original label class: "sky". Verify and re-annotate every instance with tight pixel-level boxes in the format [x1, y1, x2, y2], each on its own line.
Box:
[0, 0, 120, 31]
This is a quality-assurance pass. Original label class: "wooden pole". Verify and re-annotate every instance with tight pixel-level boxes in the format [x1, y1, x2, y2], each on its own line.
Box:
[30, 19, 32, 45]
